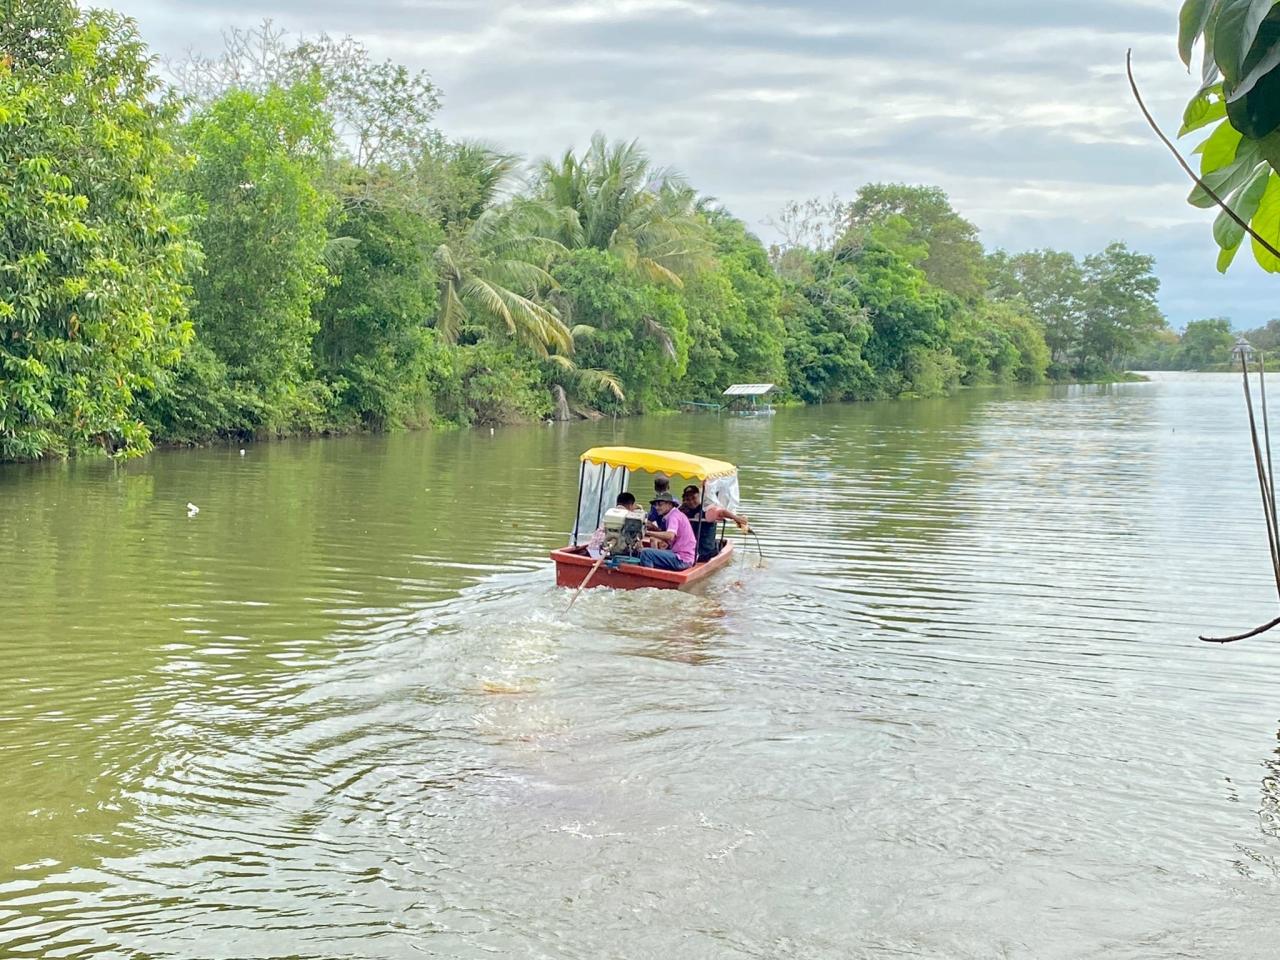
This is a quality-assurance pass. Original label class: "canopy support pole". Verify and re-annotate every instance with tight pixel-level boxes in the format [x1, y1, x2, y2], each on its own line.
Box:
[572, 461, 585, 545]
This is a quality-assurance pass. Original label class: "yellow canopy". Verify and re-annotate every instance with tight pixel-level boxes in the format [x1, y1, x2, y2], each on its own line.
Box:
[580, 446, 737, 481]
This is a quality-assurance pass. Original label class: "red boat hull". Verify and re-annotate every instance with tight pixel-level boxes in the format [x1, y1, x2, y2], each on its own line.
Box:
[551, 541, 736, 590]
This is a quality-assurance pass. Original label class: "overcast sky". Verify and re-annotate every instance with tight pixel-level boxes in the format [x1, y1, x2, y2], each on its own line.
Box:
[110, 0, 1275, 328]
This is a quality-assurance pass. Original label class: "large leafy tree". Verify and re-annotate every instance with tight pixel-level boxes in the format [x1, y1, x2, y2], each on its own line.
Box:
[170, 20, 442, 171]
[853, 240, 956, 396]
[312, 168, 447, 429]
[178, 82, 336, 413]
[678, 213, 787, 400]
[535, 134, 712, 286]
[708, 213, 787, 387]
[1078, 243, 1166, 373]
[780, 266, 875, 404]
[0, 3, 194, 460]
[551, 248, 688, 413]
[1179, 316, 1236, 367]
[1177, 0, 1280, 271]
[846, 184, 988, 301]
[987, 249, 1086, 370]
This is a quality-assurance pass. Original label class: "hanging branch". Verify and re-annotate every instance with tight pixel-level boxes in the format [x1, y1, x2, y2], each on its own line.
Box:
[1201, 347, 1280, 643]
[1201, 615, 1280, 644]
[1125, 49, 1280, 262]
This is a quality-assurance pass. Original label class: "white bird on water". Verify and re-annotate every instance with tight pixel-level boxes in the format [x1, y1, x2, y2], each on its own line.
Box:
[186, 502, 199, 517]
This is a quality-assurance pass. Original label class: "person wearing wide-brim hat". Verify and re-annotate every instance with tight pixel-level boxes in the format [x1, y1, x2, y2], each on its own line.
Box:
[638, 491, 695, 571]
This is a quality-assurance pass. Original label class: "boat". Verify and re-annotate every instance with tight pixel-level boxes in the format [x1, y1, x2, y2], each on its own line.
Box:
[675, 384, 776, 416]
[722, 383, 775, 416]
[551, 445, 742, 591]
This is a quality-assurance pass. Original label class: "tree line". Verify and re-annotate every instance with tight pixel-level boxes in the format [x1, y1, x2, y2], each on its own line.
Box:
[0, 5, 1172, 461]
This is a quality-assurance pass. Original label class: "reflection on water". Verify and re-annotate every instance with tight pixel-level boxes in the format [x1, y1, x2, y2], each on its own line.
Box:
[5, 374, 1280, 957]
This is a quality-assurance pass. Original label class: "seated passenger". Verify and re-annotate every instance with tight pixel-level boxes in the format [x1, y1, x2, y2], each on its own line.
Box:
[638, 491, 695, 571]
[680, 485, 749, 531]
[679, 485, 750, 562]
[646, 473, 671, 526]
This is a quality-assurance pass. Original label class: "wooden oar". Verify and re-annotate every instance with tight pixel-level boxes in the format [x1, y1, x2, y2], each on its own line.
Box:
[567, 554, 607, 610]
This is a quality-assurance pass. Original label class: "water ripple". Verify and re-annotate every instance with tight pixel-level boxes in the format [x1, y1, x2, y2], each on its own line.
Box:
[5, 376, 1280, 957]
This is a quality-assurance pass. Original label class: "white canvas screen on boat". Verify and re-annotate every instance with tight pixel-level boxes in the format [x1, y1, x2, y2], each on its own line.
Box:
[572, 462, 628, 544]
[704, 474, 740, 514]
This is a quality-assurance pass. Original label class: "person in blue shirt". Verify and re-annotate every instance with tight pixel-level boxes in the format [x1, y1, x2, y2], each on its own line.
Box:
[646, 473, 671, 526]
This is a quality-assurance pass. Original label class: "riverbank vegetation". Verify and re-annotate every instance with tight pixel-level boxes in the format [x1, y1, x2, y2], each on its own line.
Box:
[1, 5, 1176, 461]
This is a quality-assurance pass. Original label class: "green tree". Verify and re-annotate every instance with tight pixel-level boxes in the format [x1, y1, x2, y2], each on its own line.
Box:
[950, 301, 1049, 385]
[177, 82, 336, 425]
[853, 240, 957, 396]
[987, 249, 1085, 374]
[847, 184, 987, 301]
[993, 304, 1052, 383]
[536, 134, 712, 286]
[0, 3, 194, 460]
[551, 248, 688, 413]
[677, 212, 786, 400]
[1178, 316, 1235, 368]
[1242, 317, 1280, 351]
[1126, 328, 1182, 370]
[313, 169, 448, 429]
[1077, 243, 1166, 375]
[430, 145, 571, 355]
[170, 20, 442, 171]
[780, 272, 875, 404]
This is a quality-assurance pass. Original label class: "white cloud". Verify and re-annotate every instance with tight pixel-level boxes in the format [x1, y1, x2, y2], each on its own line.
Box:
[112, 0, 1277, 327]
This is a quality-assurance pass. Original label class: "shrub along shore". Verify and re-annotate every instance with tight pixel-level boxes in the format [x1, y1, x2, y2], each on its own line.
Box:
[1, 7, 1176, 462]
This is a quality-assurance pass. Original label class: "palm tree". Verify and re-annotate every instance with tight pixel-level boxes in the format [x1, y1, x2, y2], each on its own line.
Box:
[535, 133, 711, 287]
[434, 207, 572, 355]
[431, 144, 572, 355]
[430, 144, 624, 403]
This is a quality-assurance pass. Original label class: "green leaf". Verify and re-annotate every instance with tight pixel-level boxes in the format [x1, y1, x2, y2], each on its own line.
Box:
[1214, 0, 1277, 86]
[1189, 138, 1265, 205]
[1226, 64, 1280, 137]
[1213, 164, 1270, 251]
[1180, 86, 1228, 135]
[1250, 172, 1280, 270]
[1228, 10, 1280, 99]
[1198, 117, 1245, 171]
[1181, 0, 1216, 65]
[1218, 238, 1244, 271]
[1204, 2, 1224, 84]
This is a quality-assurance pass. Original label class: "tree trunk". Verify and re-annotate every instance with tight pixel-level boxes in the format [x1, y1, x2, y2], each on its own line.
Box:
[550, 384, 572, 421]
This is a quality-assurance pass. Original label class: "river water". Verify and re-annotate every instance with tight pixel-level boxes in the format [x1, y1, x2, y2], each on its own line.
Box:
[4, 373, 1280, 958]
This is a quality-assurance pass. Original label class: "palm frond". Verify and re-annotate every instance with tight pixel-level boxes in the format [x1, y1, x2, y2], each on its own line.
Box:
[575, 366, 626, 401]
[461, 276, 515, 331]
[640, 314, 676, 360]
[322, 235, 361, 268]
[490, 258, 559, 296]
[636, 257, 684, 288]
[546, 353, 576, 371]
[437, 278, 467, 343]
[493, 286, 572, 355]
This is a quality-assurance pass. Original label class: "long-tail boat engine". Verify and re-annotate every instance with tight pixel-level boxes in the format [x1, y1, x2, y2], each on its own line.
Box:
[601, 506, 646, 557]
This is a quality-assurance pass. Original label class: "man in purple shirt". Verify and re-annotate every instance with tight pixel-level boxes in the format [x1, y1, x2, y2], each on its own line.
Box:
[640, 492, 696, 570]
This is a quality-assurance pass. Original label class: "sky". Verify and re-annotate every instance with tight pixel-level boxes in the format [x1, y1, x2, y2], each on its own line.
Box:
[107, 0, 1276, 329]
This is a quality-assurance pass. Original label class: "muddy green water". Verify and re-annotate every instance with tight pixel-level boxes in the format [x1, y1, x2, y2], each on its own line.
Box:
[4, 373, 1280, 958]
